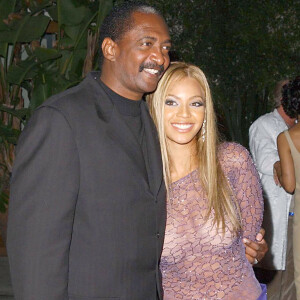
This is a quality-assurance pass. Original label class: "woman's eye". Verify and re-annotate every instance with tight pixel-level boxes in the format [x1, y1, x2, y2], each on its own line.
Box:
[191, 101, 204, 107]
[165, 99, 177, 106]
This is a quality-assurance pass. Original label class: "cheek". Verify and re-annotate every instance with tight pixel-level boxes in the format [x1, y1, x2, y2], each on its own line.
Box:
[119, 53, 138, 73]
[163, 110, 174, 134]
[135, 52, 149, 65]
[164, 55, 170, 68]
[193, 111, 205, 130]
[164, 109, 174, 124]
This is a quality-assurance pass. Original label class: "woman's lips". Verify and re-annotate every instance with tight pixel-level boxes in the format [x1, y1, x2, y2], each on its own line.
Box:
[171, 123, 194, 132]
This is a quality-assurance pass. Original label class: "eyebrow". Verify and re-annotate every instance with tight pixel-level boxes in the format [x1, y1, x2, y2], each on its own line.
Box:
[164, 39, 172, 44]
[137, 36, 172, 44]
[166, 94, 205, 101]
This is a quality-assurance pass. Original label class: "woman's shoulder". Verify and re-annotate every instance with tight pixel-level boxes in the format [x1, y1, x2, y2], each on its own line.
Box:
[218, 142, 251, 163]
[218, 142, 258, 186]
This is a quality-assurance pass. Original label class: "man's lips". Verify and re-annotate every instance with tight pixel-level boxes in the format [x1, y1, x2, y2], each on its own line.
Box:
[139, 63, 164, 76]
[143, 68, 160, 75]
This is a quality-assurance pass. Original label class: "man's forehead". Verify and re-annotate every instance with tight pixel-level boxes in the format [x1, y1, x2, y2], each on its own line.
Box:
[130, 11, 170, 37]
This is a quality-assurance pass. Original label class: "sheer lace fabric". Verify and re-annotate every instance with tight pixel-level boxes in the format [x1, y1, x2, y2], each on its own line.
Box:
[161, 143, 263, 299]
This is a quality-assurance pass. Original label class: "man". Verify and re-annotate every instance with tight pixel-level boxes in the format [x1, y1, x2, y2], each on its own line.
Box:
[249, 80, 296, 300]
[7, 3, 267, 300]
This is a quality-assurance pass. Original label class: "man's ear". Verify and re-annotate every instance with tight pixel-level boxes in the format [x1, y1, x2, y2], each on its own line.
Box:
[102, 37, 118, 62]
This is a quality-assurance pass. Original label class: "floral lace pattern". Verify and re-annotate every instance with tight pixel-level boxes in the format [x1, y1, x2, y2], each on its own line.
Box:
[161, 143, 263, 299]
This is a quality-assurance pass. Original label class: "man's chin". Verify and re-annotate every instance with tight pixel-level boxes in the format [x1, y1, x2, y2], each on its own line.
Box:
[141, 84, 159, 94]
[139, 78, 161, 93]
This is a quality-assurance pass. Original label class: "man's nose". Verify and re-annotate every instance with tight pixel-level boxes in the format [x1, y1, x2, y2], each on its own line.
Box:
[150, 46, 165, 65]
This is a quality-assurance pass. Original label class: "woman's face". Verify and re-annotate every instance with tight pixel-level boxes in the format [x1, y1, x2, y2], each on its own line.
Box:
[164, 77, 206, 148]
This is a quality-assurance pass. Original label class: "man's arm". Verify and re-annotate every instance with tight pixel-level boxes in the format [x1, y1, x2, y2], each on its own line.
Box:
[249, 120, 279, 176]
[7, 107, 79, 300]
[273, 161, 282, 187]
[247, 120, 273, 265]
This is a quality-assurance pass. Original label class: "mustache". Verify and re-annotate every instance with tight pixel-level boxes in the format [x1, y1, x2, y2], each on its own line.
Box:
[139, 63, 164, 76]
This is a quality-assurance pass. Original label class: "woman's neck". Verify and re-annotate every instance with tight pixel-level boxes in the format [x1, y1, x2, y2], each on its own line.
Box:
[168, 141, 198, 182]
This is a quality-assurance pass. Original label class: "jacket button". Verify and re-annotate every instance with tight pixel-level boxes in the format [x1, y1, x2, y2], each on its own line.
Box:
[156, 233, 160, 238]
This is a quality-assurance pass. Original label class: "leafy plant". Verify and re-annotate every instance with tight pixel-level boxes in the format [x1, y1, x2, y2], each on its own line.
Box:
[0, 0, 113, 216]
[147, 0, 299, 145]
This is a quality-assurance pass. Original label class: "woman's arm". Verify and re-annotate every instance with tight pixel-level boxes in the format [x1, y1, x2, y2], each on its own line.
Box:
[235, 147, 263, 240]
[220, 143, 266, 264]
[220, 143, 264, 241]
[276, 132, 295, 193]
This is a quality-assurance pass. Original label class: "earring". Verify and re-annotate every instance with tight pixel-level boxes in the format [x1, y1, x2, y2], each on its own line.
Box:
[202, 118, 206, 142]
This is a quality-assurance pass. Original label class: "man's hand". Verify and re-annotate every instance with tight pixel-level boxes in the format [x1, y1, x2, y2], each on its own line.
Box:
[243, 228, 268, 265]
[273, 161, 282, 187]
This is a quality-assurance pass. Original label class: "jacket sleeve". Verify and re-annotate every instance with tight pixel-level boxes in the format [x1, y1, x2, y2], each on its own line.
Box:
[249, 119, 279, 176]
[7, 106, 80, 300]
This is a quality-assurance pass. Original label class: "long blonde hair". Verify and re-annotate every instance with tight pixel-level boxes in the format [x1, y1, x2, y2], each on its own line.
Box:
[147, 62, 241, 233]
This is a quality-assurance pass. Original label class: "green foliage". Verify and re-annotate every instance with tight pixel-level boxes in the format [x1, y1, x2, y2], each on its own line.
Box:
[0, 0, 113, 213]
[1, 0, 298, 215]
[0, 188, 8, 213]
[147, 0, 300, 145]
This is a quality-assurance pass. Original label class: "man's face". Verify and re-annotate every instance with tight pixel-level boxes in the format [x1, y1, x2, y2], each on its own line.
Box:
[113, 12, 171, 100]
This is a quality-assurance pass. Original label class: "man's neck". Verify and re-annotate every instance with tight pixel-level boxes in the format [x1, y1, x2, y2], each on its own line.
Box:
[276, 106, 296, 128]
[100, 67, 142, 101]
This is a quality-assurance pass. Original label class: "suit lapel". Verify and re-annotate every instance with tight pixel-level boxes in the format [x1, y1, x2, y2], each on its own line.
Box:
[141, 101, 163, 196]
[86, 73, 162, 191]
[87, 73, 148, 183]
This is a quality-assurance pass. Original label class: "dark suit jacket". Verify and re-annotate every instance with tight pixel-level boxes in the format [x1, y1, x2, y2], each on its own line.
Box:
[7, 72, 166, 300]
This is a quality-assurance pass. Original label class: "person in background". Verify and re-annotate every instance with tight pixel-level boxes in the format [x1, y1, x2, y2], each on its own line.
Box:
[148, 62, 267, 299]
[249, 79, 296, 299]
[274, 76, 300, 299]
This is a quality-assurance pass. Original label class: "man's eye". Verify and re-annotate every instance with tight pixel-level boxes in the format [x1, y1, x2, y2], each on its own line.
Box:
[142, 41, 152, 46]
[162, 45, 171, 51]
[165, 99, 177, 106]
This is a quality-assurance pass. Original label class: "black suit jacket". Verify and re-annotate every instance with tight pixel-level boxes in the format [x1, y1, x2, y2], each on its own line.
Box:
[7, 72, 166, 300]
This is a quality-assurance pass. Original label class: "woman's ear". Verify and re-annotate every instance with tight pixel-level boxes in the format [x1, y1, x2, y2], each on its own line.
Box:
[101, 37, 118, 62]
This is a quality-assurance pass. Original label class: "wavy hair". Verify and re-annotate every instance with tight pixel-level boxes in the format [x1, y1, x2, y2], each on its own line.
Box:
[147, 62, 241, 233]
[273, 79, 289, 108]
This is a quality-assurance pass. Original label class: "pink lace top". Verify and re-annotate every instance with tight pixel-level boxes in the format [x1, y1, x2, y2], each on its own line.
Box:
[161, 143, 263, 299]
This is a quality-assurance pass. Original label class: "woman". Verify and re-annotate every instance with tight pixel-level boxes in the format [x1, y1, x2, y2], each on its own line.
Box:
[147, 62, 266, 299]
[274, 76, 300, 299]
